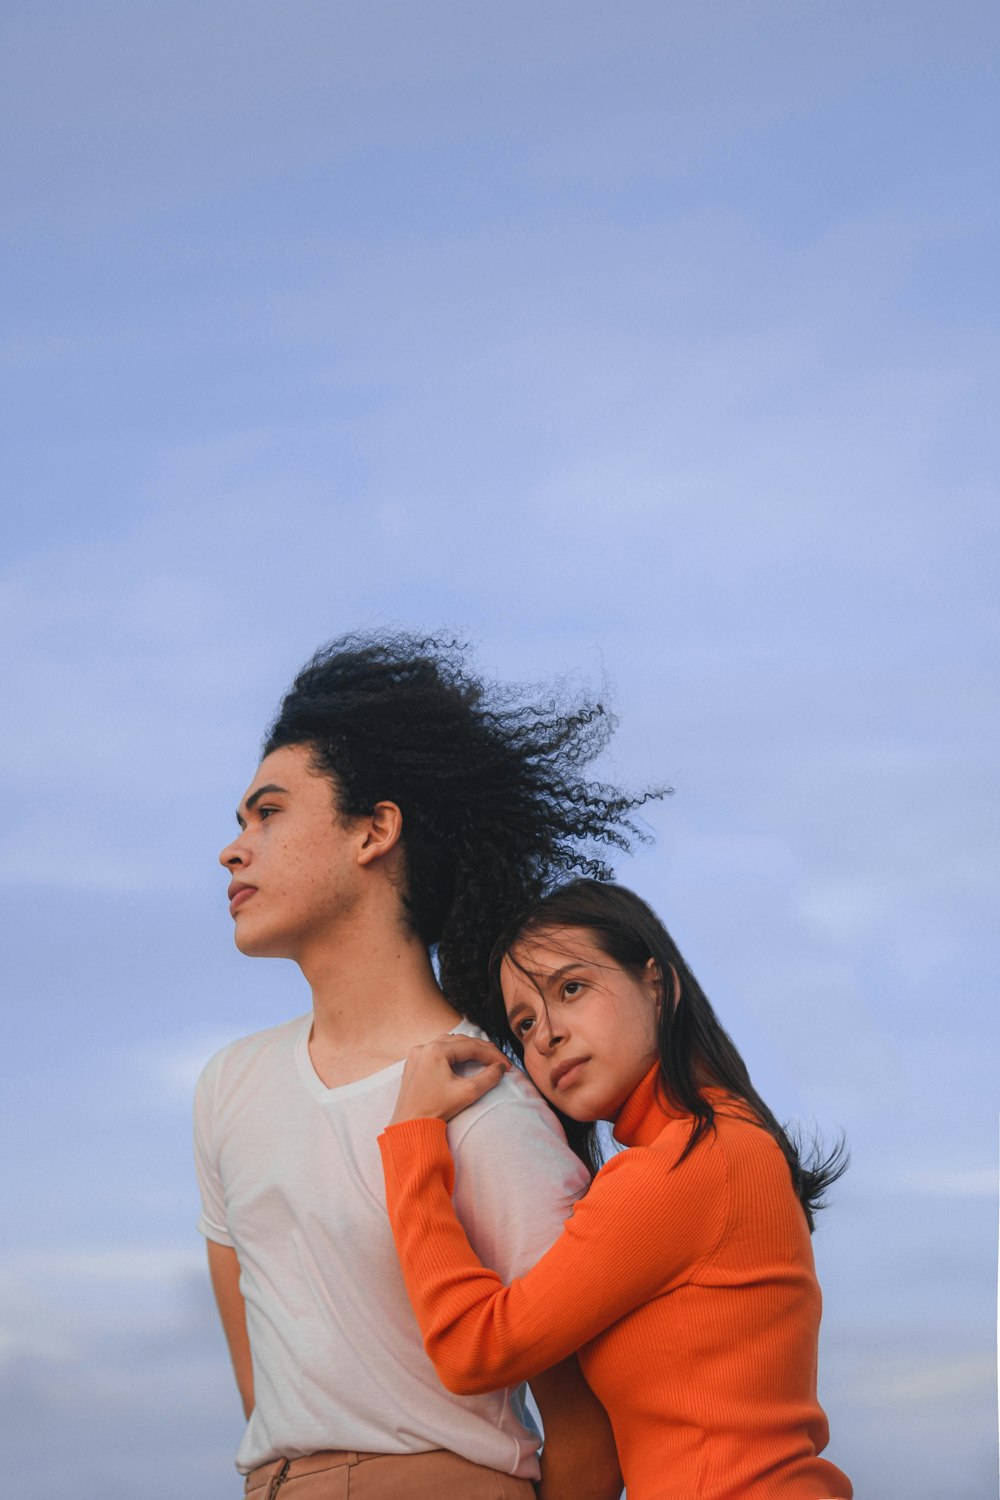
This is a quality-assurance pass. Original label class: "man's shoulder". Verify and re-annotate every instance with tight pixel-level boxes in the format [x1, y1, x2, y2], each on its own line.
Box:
[194, 1013, 309, 1097]
[446, 1038, 591, 1270]
[448, 1045, 580, 1158]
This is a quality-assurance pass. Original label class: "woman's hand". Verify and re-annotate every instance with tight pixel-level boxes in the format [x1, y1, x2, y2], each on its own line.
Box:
[389, 1033, 511, 1125]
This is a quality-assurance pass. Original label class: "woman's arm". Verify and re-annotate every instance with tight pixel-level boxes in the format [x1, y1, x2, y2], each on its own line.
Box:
[378, 1112, 727, 1393]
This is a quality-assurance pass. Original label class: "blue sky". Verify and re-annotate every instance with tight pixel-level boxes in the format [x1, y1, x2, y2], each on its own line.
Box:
[1, 2, 997, 1494]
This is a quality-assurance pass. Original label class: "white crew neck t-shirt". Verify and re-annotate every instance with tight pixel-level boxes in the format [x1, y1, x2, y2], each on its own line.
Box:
[194, 1015, 589, 1477]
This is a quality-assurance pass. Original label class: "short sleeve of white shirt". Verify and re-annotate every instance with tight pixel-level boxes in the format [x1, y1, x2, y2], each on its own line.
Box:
[448, 1079, 588, 1282]
[193, 1047, 234, 1247]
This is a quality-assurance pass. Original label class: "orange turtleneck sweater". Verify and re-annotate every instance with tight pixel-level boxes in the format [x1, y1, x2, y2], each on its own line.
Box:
[378, 1065, 851, 1500]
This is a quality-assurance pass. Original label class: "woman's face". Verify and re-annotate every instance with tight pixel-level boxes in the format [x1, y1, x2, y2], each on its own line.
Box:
[500, 925, 661, 1121]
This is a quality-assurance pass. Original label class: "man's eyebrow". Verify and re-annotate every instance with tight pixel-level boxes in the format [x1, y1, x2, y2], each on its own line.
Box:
[235, 783, 290, 826]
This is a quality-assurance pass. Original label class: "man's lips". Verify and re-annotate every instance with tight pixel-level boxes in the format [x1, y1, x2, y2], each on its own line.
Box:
[550, 1057, 589, 1092]
[227, 882, 257, 915]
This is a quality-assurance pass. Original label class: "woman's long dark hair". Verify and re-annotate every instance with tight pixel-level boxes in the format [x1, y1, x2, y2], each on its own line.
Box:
[488, 879, 848, 1230]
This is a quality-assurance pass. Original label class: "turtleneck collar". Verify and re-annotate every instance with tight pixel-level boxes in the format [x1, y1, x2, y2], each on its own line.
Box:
[612, 1062, 734, 1148]
[612, 1062, 677, 1148]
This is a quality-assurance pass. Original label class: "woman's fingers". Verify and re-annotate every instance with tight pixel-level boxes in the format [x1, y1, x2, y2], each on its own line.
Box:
[448, 1058, 509, 1111]
[422, 1033, 510, 1069]
[389, 1033, 511, 1125]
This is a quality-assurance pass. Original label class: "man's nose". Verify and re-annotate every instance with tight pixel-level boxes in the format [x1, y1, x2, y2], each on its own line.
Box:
[219, 836, 245, 868]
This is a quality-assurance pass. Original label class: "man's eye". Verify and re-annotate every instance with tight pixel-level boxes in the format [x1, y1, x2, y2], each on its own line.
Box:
[259, 806, 278, 820]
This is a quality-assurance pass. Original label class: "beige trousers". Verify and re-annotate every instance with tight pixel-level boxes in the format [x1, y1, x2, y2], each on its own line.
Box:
[243, 1449, 536, 1500]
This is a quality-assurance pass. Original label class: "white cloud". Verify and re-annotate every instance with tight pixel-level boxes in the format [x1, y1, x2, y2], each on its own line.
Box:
[839, 1352, 995, 1408]
[893, 1168, 997, 1199]
[0, 1243, 204, 1289]
[145, 1032, 254, 1104]
[0, 1243, 208, 1375]
[0, 845, 170, 894]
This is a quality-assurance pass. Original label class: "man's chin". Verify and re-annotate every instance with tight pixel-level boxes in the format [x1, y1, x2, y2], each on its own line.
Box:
[233, 927, 292, 960]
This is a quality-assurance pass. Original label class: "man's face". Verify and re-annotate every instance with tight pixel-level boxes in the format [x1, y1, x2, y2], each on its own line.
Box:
[218, 743, 365, 961]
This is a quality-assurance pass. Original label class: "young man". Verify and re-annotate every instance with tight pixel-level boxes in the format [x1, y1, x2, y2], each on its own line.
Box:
[195, 632, 653, 1499]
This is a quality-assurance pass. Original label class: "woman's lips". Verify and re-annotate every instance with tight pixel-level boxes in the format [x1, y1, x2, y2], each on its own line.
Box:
[552, 1059, 587, 1091]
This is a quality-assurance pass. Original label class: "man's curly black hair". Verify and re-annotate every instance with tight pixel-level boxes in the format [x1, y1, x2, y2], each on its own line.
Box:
[264, 629, 664, 1035]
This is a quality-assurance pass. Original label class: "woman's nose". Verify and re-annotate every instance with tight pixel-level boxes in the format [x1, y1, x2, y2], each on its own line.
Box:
[534, 1011, 566, 1053]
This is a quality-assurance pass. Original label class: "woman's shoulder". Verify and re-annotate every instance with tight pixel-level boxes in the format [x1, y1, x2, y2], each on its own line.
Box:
[610, 1093, 783, 1178]
[700, 1096, 807, 1220]
[587, 1125, 732, 1263]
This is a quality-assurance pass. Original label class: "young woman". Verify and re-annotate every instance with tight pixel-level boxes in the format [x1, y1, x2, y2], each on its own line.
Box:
[378, 880, 852, 1500]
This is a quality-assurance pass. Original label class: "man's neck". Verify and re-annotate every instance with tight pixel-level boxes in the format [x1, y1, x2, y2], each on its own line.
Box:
[298, 905, 463, 1090]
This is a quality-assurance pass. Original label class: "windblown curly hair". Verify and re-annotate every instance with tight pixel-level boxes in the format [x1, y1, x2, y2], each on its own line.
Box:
[263, 630, 664, 1032]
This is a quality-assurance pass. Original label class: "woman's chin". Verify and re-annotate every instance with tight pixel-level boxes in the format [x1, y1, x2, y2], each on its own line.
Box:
[543, 1088, 600, 1123]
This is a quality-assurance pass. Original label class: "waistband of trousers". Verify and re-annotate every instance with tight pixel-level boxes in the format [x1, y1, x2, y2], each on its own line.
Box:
[244, 1451, 381, 1494]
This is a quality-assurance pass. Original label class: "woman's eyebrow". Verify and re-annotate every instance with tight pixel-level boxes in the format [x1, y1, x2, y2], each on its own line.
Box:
[540, 961, 586, 988]
[508, 961, 587, 1006]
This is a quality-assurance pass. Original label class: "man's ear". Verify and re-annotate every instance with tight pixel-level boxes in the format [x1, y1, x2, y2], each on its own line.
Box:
[356, 801, 404, 866]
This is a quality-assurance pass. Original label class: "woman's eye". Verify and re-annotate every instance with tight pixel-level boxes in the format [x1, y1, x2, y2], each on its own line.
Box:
[513, 1016, 534, 1038]
[562, 980, 583, 998]
[259, 806, 278, 820]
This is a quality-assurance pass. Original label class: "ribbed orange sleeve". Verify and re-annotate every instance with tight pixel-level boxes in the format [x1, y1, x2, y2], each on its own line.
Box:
[378, 1116, 728, 1395]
